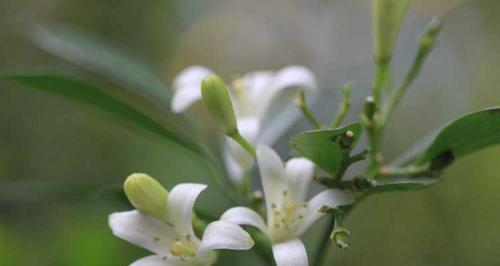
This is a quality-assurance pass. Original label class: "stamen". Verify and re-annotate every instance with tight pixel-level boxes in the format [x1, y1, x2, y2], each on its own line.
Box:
[170, 241, 196, 257]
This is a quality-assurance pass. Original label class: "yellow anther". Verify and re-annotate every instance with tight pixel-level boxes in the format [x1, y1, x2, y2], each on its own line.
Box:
[232, 78, 245, 93]
[171, 241, 183, 256]
[170, 241, 196, 257]
[285, 202, 297, 214]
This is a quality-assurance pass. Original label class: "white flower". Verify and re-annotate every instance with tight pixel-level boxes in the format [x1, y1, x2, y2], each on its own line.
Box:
[219, 146, 354, 266]
[171, 66, 317, 182]
[109, 183, 254, 266]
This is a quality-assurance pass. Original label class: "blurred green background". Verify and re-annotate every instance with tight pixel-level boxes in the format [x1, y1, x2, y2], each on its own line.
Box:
[0, 0, 499, 265]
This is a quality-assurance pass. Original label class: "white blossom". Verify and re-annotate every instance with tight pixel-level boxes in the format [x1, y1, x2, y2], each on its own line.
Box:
[109, 183, 254, 266]
[171, 66, 317, 182]
[220, 146, 354, 266]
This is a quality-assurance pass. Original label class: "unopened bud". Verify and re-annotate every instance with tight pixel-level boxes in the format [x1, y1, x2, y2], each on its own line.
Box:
[201, 75, 238, 136]
[363, 96, 376, 121]
[124, 173, 169, 221]
[373, 0, 411, 64]
[419, 16, 443, 53]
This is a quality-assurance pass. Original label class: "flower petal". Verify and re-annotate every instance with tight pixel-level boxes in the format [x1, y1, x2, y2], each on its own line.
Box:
[166, 183, 207, 238]
[272, 239, 309, 266]
[129, 255, 187, 266]
[270, 65, 317, 94]
[220, 207, 268, 235]
[236, 71, 275, 117]
[171, 66, 214, 112]
[256, 145, 286, 217]
[298, 189, 354, 235]
[198, 221, 254, 254]
[108, 210, 175, 255]
[224, 117, 260, 182]
[285, 157, 314, 205]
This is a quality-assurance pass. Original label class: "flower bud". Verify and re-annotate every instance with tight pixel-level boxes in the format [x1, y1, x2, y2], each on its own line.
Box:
[363, 96, 376, 120]
[124, 173, 168, 221]
[373, 0, 411, 64]
[419, 16, 443, 53]
[201, 75, 238, 136]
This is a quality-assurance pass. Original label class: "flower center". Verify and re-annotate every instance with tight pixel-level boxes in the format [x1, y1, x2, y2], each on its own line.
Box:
[170, 241, 196, 257]
[269, 190, 307, 242]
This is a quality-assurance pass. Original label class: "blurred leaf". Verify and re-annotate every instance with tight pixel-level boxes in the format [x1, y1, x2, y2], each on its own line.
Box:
[368, 177, 440, 194]
[30, 24, 170, 108]
[3, 73, 203, 155]
[290, 123, 363, 174]
[410, 107, 500, 169]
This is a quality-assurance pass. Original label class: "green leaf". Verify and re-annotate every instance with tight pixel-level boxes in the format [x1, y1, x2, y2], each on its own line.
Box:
[290, 123, 363, 174]
[30, 24, 170, 108]
[413, 107, 500, 170]
[3, 73, 201, 155]
[368, 177, 440, 194]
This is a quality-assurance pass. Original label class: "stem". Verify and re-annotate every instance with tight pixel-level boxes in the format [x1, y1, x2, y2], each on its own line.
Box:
[366, 60, 390, 174]
[230, 131, 256, 158]
[330, 82, 352, 128]
[381, 49, 429, 124]
[379, 164, 431, 178]
[296, 90, 324, 129]
[313, 216, 335, 266]
[372, 61, 390, 110]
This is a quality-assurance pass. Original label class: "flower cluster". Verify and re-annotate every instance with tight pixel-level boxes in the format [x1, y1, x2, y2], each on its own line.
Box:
[109, 66, 354, 266]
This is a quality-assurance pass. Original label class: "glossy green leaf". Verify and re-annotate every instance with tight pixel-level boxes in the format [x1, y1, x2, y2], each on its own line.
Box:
[3, 73, 201, 155]
[368, 177, 440, 194]
[413, 107, 500, 169]
[31, 24, 170, 108]
[290, 123, 363, 174]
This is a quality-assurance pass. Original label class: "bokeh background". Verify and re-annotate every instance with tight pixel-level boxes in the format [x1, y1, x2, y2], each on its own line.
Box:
[0, 0, 499, 265]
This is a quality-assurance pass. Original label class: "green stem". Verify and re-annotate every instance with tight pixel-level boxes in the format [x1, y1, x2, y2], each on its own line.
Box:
[382, 16, 443, 125]
[372, 61, 390, 110]
[381, 49, 428, 124]
[313, 216, 335, 266]
[296, 90, 324, 129]
[330, 82, 352, 128]
[379, 164, 431, 178]
[230, 131, 256, 158]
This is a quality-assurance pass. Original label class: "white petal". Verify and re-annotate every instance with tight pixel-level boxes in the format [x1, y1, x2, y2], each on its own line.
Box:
[236, 71, 275, 117]
[272, 239, 309, 266]
[224, 118, 260, 183]
[171, 84, 202, 113]
[108, 210, 175, 255]
[167, 183, 207, 238]
[198, 221, 254, 254]
[129, 255, 164, 266]
[256, 145, 286, 216]
[220, 207, 268, 235]
[129, 255, 189, 266]
[258, 66, 318, 145]
[285, 157, 314, 205]
[171, 66, 214, 112]
[258, 104, 302, 146]
[270, 65, 317, 94]
[298, 189, 354, 235]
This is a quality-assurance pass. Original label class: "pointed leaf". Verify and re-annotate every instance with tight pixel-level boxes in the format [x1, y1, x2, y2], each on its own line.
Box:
[3, 73, 201, 155]
[290, 123, 363, 174]
[412, 107, 500, 169]
[368, 177, 440, 194]
[30, 24, 170, 108]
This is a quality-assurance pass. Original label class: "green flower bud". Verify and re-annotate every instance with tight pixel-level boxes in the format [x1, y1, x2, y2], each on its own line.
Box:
[419, 16, 443, 53]
[363, 96, 376, 120]
[201, 75, 238, 136]
[373, 0, 411, 64]
[124, 173, 168, 221]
